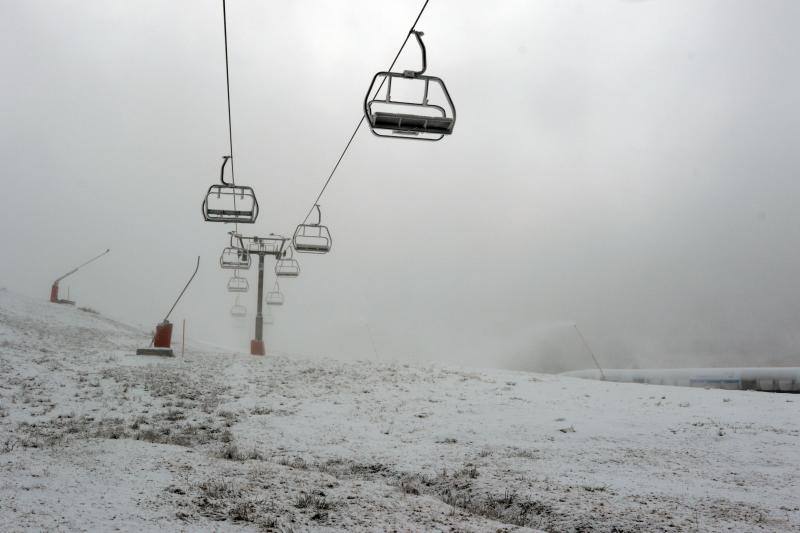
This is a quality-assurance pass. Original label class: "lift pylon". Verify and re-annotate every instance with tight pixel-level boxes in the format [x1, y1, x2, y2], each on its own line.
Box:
[235, 233, 287, 356]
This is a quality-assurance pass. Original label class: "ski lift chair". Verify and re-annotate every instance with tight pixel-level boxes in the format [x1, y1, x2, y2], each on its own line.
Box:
[229, 230, 246, 250]
[227, 272, 249, 293]
[230, 303, 247, 318]
[220, 247, 251, 270]
[230, 295, 247, 317]
[293, 204, 332, 254]
[202, 156, 259, 223]
[244, 235, 286, 256]
[265, 282, 285, 306]
[275, 246, 300, 278]
[364, 31, 455, 141]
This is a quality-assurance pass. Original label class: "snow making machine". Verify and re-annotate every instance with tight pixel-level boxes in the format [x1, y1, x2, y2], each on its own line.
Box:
[135, 256, 199, 357]
[49, 249, 110, 305]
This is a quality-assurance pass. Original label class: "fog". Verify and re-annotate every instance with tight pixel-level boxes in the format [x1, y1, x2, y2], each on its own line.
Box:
[2, 0, 799, 372]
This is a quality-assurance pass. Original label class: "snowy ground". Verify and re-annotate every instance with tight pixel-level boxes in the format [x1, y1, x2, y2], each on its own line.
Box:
[1, 290, 798, 532]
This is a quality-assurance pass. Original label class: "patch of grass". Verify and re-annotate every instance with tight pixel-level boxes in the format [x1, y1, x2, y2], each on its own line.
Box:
[456, 464, 479, 479]
[399, 476, 421, 495]
[278, 456, 308, 470]
[229, 500, 257, 522]
[295, 492, 331, 511]
[396, 465, 555, 528]
[1, 438, 17, 453]
[164, 408, 185, 421]
[217, 442, 264, 462]
[198, 479, 241, 499]
[509, 447, 539, 459]
[581, 484, 608, 493]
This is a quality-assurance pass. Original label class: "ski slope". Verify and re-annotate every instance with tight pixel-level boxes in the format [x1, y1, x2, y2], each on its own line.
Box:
[0, 290, 798, 531]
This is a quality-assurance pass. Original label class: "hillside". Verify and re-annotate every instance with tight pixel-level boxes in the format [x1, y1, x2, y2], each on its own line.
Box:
[0, 290, 798, 532]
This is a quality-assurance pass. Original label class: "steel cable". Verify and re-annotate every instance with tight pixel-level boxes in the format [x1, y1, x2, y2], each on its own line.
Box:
[297, 0, 431, 226]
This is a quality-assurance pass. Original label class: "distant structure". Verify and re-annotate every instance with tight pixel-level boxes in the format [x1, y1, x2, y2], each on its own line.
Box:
[561, 367, 800, 393]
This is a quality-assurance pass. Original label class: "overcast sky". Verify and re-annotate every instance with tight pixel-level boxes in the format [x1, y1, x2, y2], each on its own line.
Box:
[2, 0, 799, 371]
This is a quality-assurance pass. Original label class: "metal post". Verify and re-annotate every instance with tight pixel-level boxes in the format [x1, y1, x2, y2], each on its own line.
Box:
[251, 253, 266, 355]
[181, 319, 186, 358]
[256, 254, 264, 341]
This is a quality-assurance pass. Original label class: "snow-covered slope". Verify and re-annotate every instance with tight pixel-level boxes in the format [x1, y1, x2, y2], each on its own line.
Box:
[1, 290, 798, 532]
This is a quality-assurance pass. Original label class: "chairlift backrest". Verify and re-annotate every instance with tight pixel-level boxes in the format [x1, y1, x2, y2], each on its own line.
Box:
[220, 247, 251, 270]
[364, 31, 456, 141]
[202, 156, 259, 223]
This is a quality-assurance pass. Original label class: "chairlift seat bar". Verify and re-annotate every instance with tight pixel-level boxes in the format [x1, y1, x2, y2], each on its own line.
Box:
[294, 242, 331, 252]
[207, 209, 257, 216]
[371, 112, 454, 135]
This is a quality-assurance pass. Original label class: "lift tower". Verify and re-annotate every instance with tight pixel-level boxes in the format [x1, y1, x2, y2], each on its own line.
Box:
[50, 249, 111, 305]
[237, 235, 287, 355]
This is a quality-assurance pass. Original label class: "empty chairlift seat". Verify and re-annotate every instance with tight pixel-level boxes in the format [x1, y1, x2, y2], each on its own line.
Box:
[266, 282, 285, 306]
[275, 247, 300, 278]
[230, 303, 247, 317]
[220, 247, 251, 270]
[230, 295, 247, 317]
[364, 31, 455, 141]
[227, 273, 249, 293]
[202, 156, 259, 224]
[293, 204, 332, 254]
[243, 235, 286, 256]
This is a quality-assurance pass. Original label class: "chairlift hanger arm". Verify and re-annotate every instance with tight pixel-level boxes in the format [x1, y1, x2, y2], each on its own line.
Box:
[404, 30, 427, 77]
[313, 204, 322, 226]
[220, 156, 232, 185]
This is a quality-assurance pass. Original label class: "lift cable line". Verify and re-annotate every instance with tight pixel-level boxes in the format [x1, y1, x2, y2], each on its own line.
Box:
[222, 0, 236, 188]
[202, 0, 259, 225]
[296, 0, 431, 227]
[573, 323, 606, 381]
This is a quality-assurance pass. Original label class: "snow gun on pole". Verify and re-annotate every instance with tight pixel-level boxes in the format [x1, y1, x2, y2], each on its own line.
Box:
[136, 256, 200, 357]
[50, 248, 111, 305]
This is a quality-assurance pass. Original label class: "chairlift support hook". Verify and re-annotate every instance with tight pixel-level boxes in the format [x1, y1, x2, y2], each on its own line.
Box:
[220, 155, 232, 185]
[404, 30, 427, 78]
